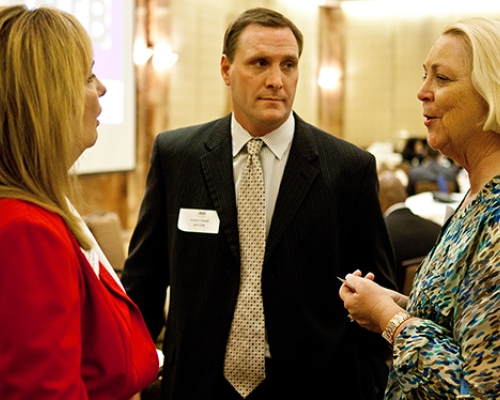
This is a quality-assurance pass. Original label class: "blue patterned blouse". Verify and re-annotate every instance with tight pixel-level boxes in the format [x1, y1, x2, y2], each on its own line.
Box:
[385, 176, 500, 399]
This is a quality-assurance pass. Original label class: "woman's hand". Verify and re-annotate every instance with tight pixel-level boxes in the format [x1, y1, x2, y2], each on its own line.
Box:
[350, 270, 408, 309]
[339, 274, 404, 333]
[385, 288, 408, 309]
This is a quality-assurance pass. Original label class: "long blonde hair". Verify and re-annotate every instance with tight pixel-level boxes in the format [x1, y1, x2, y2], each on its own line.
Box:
[0, 5, 93, 249]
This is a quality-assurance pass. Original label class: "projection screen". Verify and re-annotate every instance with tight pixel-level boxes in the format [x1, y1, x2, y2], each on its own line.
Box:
[0, 0, 136, 174]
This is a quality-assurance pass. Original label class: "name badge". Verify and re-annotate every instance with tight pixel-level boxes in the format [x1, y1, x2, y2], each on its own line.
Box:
[177, 208, 220, 234]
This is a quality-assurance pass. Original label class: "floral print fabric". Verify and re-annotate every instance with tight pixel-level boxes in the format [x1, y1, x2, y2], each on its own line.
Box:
[386, 177, 500, 399]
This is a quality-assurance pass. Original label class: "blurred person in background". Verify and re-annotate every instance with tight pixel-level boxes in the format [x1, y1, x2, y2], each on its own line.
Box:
[378, 170, 441, 291]
[406, 142, 460, 195]
[401, 137, 425, 166]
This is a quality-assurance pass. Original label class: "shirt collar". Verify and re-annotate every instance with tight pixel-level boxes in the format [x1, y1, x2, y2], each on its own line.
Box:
[384, 202, 407, 218]
[231, 113, 295, 159]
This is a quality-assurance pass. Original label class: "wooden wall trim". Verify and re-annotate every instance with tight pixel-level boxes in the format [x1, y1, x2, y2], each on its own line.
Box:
[76, 0, 171, 230]
[318, 5, 344, 138]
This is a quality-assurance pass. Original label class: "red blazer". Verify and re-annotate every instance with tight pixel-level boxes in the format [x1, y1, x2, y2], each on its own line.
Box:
[0, 199, 159, 399]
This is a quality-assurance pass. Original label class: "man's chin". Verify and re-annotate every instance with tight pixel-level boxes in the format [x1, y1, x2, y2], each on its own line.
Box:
[259, 108, 290, 123]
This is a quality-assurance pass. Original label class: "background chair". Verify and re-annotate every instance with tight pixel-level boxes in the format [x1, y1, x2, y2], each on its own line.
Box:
[400, 256, 425, 295]
[83, 211, 128, 277]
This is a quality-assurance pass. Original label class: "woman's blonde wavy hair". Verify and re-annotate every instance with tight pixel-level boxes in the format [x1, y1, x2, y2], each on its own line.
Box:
[0, 5, 93, 249]
[444, 17, 500, 134]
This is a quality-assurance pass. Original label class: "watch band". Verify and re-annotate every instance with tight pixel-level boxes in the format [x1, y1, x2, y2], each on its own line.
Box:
[382, 311, 412, 345]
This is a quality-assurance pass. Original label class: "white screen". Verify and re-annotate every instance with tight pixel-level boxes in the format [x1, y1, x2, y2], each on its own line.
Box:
[0, 0, 136, 174]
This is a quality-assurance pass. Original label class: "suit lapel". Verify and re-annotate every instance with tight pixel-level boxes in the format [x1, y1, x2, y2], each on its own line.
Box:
[199, 115, 321, 265]
[265, 117, 320, 262]
[200, 116, 240, 263]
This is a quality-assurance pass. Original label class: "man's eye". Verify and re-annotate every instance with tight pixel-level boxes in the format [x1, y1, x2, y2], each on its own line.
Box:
[252, 60, 266, 67]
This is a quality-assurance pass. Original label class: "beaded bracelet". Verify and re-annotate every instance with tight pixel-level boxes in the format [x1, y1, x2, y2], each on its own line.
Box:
[382, 311, 412, 345]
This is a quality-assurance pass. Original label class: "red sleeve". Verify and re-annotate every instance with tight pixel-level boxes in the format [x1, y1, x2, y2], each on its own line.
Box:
[0, 212, 88, 399]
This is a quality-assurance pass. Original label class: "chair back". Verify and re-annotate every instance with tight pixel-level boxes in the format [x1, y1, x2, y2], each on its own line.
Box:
[83, 211, 127, 276]
[400, 256, 425, 295]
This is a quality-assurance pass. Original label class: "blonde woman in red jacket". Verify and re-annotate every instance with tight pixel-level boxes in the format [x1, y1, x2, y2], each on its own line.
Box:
[0, 5, 158, 399]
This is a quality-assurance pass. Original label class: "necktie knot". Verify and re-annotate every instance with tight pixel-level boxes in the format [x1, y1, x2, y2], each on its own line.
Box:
[247, 138, 263, 156]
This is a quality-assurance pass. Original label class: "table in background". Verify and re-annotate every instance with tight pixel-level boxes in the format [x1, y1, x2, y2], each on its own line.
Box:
[405, 191, 465, 226]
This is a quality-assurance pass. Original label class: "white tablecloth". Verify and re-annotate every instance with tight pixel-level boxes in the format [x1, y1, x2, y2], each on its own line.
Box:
[405, 191, 465, 226]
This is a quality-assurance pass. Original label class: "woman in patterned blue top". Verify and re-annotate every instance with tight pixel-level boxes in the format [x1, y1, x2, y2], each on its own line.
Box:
[340, 18, 500, 399]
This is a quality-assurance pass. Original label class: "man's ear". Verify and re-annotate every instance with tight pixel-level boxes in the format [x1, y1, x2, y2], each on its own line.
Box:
[220, 54, 231, 86]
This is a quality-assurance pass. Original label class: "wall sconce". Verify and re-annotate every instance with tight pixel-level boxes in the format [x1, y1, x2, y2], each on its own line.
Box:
[133, 42, 154, 65]
[318, 67, 342, 90]
[152, 43, 179, 70]
[133, 41, 178, 70]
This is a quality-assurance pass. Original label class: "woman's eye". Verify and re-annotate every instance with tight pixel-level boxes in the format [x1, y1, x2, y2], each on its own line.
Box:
[87, 74, 95, 83]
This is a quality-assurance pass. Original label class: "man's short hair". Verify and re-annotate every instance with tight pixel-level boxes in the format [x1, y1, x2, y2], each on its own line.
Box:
[222, 7, 303, 62]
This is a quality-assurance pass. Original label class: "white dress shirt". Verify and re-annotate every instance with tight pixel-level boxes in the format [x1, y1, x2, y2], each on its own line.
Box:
[232, 113, 295, 235]
[231, 112, 295, 358]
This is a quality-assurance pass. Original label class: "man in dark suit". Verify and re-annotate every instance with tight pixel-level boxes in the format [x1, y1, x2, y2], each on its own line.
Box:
[379, 171, 441, 291]
[122, 8, 396, 400]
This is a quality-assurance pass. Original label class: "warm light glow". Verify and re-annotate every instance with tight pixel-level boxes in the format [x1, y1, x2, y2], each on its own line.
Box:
[133, 41, 154, 65]
[134, 41, 179, 69]
[318, 67, 342, 90]
[152, 43, 179, 70]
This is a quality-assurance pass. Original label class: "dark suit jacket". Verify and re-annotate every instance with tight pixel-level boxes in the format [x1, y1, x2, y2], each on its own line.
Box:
[385, 207, 441, 290]
[122, 113, 396, 399]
